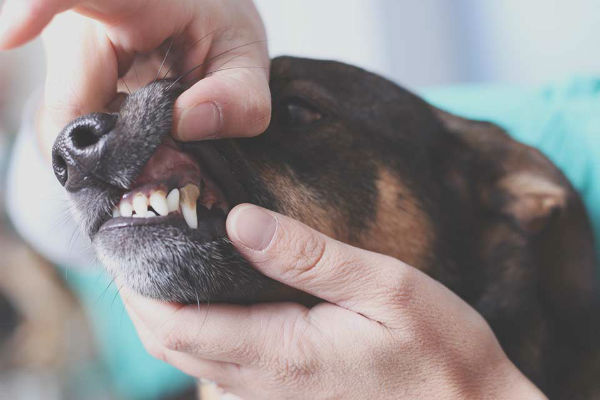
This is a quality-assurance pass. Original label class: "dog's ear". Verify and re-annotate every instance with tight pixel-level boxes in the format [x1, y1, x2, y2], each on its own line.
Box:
[493, 171, 566, 234]
[432, 107, 568, 235]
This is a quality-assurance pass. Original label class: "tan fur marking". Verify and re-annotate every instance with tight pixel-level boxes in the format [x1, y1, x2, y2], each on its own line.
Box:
[259, 166, 341, 239]
[355, 168, 432, 270]
[260, 165, 431, 271]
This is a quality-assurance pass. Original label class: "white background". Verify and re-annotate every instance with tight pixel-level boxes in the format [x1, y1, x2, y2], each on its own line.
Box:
[1, 0, 599, 130]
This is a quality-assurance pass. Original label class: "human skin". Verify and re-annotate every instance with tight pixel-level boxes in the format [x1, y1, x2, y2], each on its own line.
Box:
[122, 204, 547, 399]
[0, 0, 271, 158]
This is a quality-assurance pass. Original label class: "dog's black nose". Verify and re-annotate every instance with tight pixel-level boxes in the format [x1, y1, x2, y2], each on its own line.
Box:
[52, 113, 118, 191]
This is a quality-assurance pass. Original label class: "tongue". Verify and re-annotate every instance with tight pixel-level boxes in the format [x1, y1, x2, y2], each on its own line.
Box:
[133, 137, 202, 187]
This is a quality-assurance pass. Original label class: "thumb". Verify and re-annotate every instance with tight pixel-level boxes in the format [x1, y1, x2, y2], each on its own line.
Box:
[226, 204, 419, 322]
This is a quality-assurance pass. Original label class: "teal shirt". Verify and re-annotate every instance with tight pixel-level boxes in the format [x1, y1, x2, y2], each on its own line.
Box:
[65, 77, 600, 399]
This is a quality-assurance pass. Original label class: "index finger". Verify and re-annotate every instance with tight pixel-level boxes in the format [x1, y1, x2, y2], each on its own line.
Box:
[0, 0, 80, 49]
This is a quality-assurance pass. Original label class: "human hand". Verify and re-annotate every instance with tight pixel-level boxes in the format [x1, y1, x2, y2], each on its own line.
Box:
[122, 204, 547, 399]
[0, 0, 270, 158]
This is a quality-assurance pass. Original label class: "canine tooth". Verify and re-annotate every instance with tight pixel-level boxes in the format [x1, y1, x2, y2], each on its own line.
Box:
[133, 193, 148, 216]
[167, 189, 180, 212]
[112, 207, 120, 217]
[181, 202, 198, 229]
[149, 191, 169, 216]
[119, 201, 133, 217]
[180, 184, 200, 204]
[180, 184, 200, 229]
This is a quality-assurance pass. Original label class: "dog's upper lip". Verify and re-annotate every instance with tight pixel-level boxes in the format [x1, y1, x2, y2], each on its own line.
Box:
[179, 141, 248, 206]
[131, 137, 201, 188]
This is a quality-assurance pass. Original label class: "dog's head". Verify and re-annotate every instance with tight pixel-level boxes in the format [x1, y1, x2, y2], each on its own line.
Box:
[51, 56, 596, 307]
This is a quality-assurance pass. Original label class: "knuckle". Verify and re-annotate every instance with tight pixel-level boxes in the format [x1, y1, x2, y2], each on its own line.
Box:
[156, 328, 188, 353]
[281, 233, 327, 283]
[270, 312, 318, 386]
[380, 264, 418, 310]
[144, 341, 168, 363]
[275, 357, 316, 386]
[271, 352, 317, 388]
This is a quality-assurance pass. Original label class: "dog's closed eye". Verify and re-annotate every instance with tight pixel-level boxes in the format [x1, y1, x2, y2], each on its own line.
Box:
[283, 98, 323, 126]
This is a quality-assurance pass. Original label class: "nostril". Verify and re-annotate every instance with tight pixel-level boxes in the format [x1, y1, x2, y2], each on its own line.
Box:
[70, 124, 102, 149]
[52, 152, 68, 186]
[67, 113, 118, 150]
[52, 113, 117, 189]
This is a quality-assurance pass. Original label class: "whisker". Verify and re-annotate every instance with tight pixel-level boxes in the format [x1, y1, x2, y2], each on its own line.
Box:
[206, 52, 246, 73]
[95, 277, 116, 304]
[167, 64, 204, 90]
[121, 78, 132, 95]
[133, 63, 141, 88]
[162, 28, 220, 80]
[112, 281, 125, 307]
[166, 39, 266, 90]
[155, 36, 176, 82]
[196, 291, 201, 313]
[199, 300, 211, 333]
[183, 27, 222, 53]
[205, 65, 268, 77]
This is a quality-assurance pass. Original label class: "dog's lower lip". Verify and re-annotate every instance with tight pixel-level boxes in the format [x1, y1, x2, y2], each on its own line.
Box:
[99, 213, 177, 231]
[98, 207, 227, 241]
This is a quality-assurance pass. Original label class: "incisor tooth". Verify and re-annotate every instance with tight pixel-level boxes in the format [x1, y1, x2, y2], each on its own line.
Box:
[112, 207, 120, 218]
[180, 184, 200, 229]
[133, 193, 148, 216]
[149, 191, 169, 216]
[119, 201, 133, 217]
[166, 189, 180, 212]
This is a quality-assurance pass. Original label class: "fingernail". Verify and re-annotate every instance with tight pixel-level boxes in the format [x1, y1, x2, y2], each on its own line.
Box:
[176, 102, 221, 141]
[230, 205, 277, 251]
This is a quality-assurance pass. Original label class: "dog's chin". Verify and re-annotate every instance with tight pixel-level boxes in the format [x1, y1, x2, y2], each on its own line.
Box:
[93, 224, 272, 304]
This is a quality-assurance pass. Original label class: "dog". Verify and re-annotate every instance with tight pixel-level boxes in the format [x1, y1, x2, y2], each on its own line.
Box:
[51, 56, 599, 398]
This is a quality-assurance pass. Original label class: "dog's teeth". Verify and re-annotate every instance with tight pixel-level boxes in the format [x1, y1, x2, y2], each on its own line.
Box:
[180, 184, 200, 229]
[149, 191, 169, 216]
[181, 202, 198, 229]
[112, 207, 120, 218]
[146, 210, 158, 217]
[119, 201, 133, 217]
[133, 193, 148, 216]
[166, 189, 180, 212]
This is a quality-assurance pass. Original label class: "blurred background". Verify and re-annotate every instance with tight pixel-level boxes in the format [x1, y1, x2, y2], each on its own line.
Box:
[0, 0, 598, 399]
